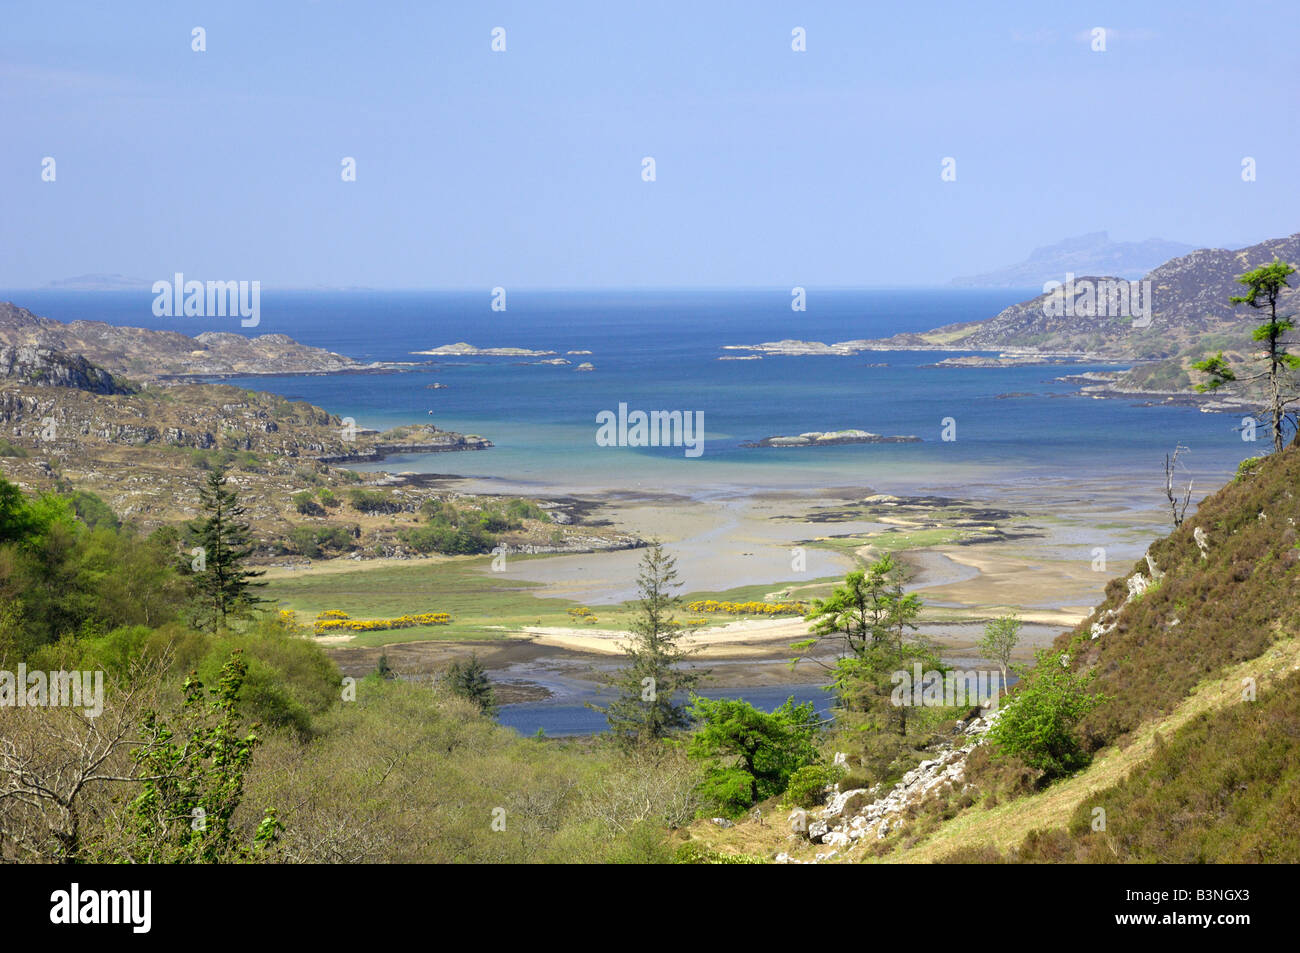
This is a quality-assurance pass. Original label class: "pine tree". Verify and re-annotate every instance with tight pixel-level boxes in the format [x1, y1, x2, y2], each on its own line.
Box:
[1194, 258, 1300, 452]
[593, 543, 705, 748]
[442, 654, 497, 715]
[185, 468, 265, 630]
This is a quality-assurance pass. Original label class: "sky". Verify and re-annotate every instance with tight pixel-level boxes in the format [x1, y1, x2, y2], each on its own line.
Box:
[2, 0, 1297, 289]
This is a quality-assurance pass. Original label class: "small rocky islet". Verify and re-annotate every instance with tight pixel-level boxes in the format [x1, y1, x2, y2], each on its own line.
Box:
[740, 429, 921, 448]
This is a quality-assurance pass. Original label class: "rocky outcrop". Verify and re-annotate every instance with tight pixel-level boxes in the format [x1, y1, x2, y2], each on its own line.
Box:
[780, 712, 1000, 862]
[314, 432, 492, 464]
[0, 301, 363, 381]
[0, 345, 134, 394]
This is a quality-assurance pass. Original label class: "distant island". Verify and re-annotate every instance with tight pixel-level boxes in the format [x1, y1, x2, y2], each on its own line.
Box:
[949, 232, 1196, 287]
[42, 273, 154, 291]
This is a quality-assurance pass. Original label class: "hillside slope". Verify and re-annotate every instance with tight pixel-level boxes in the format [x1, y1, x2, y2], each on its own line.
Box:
[921, 445, 1300, 862]
[867, 233, 1300, 366]
[683, 445, 1300, 863]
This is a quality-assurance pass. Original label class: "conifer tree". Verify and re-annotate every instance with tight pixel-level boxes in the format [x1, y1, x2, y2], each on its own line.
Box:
[593, 543, 705, 747]
[185, 468, 265, 630]
[442, 654, 497, 715]
[1194, 258, 1299, 452]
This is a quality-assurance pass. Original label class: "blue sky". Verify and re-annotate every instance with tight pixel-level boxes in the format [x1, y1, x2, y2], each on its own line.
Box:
[3, 1, 1297, 288]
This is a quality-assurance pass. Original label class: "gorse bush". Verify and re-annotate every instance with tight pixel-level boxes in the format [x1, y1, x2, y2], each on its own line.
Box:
[686, 599, 806, 616]
[312, 610, 451, 634]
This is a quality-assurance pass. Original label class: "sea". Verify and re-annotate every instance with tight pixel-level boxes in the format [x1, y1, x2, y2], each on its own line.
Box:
[6, 287, 1258, 495]
[7, 287, 1260, 735]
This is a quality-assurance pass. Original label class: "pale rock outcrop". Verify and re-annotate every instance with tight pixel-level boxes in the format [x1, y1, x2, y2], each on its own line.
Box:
[795, 712, 1002, 859]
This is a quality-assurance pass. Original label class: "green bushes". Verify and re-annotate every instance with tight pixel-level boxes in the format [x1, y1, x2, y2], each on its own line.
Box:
[783, 763, 842, 808]
[401, 523, 492, 555]
[66, 490, 120, 530]
[288, 524, 355, 558]
[985, 650, 1106, 781]
[687, 696, 820, 817]
[292, 490, 323, 516]
[0, 475, 189, 657]
[504, 498, 550, 523]
[399, 497, 546, 556]
[347, 488, 401, 515]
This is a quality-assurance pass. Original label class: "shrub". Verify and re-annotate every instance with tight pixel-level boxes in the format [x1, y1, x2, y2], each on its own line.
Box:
[688, 696, 820, 816]
[348, 488, 401, 515]
[292, 491, 324, 516]
[783, 762, 842, 808]
[313, 610, 451, 634]
[986, 650, 1106, 781]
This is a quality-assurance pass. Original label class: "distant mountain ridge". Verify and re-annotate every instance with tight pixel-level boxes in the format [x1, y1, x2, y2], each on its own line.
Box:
[950, 232, 1196, 287]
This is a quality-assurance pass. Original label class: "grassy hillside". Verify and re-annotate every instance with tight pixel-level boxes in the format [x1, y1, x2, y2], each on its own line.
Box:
[934, 444, 1300, 862]
[679, 444, 1300, 864]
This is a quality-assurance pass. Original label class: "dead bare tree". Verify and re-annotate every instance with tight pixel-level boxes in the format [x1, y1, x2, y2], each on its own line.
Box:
[1164, 445, 1193, 529]
[0, 652, 170, 863]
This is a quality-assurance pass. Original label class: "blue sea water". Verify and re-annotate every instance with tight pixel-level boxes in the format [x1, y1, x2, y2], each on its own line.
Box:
[6, 288, 1259, 733]
[5, 288, 1259, 495]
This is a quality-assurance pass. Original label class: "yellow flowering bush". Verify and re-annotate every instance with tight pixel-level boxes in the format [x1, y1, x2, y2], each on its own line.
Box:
[685, 599, 806, 616]
[277, 609, 307, 634]
[314, 610, 452, 634]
